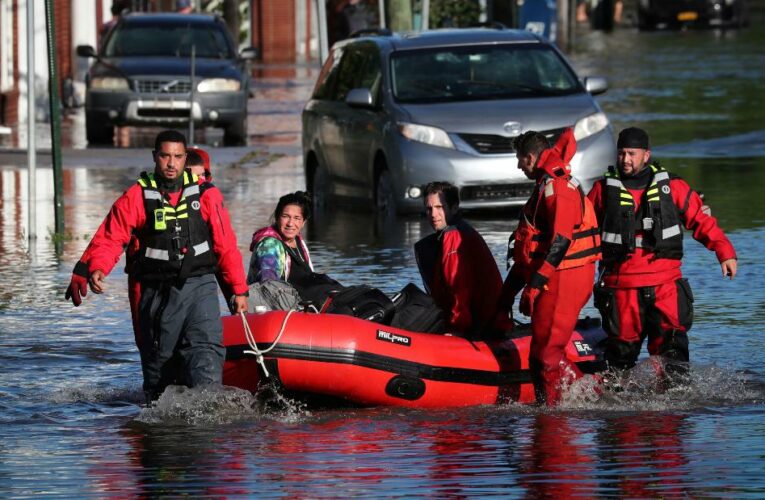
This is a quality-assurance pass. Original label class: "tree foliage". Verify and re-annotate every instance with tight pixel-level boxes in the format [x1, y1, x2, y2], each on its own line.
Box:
[429, 0, 481, 28]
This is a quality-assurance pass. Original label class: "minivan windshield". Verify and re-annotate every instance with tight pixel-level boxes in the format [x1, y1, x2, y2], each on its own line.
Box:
[391, 44, 581, 103]
[103, 21, 234, 59]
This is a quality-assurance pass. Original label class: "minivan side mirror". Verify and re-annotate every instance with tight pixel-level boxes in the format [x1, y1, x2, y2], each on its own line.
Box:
[346, 88, 374, 108]
[584, 77, 608, 95]
[76, 45, 97, 58]
[240, 47, 259, 61]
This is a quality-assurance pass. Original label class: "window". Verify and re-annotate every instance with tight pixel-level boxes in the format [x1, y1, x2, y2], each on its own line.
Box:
[321, 43, 381, 104]
[391, 44, 582, 103]
[0, 0, 13, 92]
[356, 43, 382, 105]
[104, 22, 234, 59]
[332, 46, 367, 102]
[312, 47, 343, 100]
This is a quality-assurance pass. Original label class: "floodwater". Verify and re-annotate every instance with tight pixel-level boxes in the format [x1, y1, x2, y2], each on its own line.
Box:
[2, 21, 765, 497]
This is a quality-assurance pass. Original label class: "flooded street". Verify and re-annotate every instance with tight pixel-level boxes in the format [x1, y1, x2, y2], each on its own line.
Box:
[2, 19, 765, 497]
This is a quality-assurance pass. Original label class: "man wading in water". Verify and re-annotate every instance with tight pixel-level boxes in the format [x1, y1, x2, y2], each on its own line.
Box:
[65, 130, 248, 402]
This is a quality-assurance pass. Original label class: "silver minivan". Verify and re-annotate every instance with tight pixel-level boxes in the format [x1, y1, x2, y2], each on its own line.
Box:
[302, 28, 614, 214]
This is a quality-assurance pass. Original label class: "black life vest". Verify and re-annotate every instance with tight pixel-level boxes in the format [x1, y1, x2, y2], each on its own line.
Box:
[283, 242, 312, 286]
[414, 232, 440, 294]
[601, 164, 683, 265]
[132, 171, 216, 284]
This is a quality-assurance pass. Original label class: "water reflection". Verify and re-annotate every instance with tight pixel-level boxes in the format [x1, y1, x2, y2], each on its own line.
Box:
[518, 414, 598, 497]
[596, 413, 688, 497]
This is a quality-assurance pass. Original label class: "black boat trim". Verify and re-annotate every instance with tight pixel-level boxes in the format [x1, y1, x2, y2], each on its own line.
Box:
[228, 342, 539, 386]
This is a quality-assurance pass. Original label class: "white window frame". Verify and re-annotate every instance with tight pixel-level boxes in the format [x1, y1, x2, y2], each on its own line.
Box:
[0, 0, 14, 92]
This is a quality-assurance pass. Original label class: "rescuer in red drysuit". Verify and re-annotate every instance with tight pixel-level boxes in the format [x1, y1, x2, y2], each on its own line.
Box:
[498, 129, 601, 405]
[587, 127, 737, 380]
[65, 131, 248, 402]
[67, 146, 217, 351]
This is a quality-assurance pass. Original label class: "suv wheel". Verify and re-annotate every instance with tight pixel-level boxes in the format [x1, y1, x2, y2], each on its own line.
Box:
[85, 113, 114, 145]
[223, 116, 247, 146]
[310, 159, 330, 210]
[375, 168, 397, 217]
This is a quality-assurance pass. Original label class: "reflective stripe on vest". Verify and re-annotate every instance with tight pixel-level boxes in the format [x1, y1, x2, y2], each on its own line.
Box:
[601, 164, 683, 263]
[133, 171, 216, 282]
[145, 248, 170, 261]
[193, 241, 210, 256]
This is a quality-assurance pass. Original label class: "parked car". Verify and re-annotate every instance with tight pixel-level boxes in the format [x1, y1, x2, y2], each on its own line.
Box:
[302, 28, 614, 215]
[77, 13, 257, 145]
[638, 0, 747, 30]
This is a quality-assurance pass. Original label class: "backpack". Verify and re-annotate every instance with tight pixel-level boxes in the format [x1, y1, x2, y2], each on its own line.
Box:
[248, 279, 301, 311]
[323, 285, 396, 324]
[390, 283, 448, 334]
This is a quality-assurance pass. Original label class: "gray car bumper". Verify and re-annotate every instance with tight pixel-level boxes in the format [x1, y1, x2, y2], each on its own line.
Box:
[388, 127, 614, 213]
[86, 90, 247, 126]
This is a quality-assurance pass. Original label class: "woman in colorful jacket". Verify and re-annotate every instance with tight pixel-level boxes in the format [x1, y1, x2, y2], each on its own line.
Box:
[247, 191, 314, 285]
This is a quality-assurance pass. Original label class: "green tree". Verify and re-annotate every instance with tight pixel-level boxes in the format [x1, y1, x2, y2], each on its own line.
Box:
[429, 0, 481, 28]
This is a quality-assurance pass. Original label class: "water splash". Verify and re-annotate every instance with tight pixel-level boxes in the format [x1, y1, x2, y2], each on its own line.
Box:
[561, 357, 760, 412]
[135, 383, 310, 426]
[48, 384, 144, 405]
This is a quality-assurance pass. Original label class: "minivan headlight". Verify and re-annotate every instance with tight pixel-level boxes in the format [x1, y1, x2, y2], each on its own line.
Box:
[574, 112, 609, 141]
[91, 76, 130, 91]
[398, 122, 455, 149]
[197, 78, 241, 92]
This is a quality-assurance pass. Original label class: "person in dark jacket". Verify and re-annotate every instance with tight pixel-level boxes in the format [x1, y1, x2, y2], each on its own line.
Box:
[414, 181, 504, 338]
[588, 127, 737, 380]
[65, 131, 248, 402]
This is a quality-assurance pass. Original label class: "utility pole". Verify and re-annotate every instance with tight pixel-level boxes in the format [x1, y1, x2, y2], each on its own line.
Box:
[45, 0, 64, 238]
[557, 0, 574, 52]
[27, 0, 36, 241]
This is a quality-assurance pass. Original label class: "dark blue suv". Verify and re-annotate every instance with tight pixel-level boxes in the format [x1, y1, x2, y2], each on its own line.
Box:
[77, 13, 256, 145]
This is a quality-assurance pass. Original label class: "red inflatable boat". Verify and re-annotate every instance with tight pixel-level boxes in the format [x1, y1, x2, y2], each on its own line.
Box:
[222, 311, 605, 408]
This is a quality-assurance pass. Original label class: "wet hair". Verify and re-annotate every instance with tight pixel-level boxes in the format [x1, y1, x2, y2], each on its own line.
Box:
[423, 181, 459, 209]
[154, 130, 187, 152]
[513, 131, 550, 157]
[273, 191, 312, 223]
[186, 149, 204, 167]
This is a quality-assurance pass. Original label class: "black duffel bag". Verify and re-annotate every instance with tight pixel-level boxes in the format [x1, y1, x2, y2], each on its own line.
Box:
[324, 285, 396, 324]
[289, 272, 344, 308]
[390, 283, 448, 334]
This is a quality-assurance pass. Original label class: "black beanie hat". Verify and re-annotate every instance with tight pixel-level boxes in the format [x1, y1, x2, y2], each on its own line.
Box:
[617, 127, 650, 149]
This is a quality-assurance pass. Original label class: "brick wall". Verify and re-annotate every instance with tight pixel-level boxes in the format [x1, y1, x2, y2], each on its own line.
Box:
[54, 0, 72, 86]
[253, 0, 296, 64]
[0, 0, 19, 125]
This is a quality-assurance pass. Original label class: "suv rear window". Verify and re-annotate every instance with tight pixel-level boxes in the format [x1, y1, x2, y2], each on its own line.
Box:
[104, 20, 234, 59]
[391, 44, 582, 103]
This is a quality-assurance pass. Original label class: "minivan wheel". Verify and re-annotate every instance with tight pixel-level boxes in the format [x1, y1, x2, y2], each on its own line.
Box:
[375, 169, 397, 217]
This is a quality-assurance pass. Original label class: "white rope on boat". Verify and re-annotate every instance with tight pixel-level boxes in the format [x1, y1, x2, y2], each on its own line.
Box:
[240, 309, 295, 378]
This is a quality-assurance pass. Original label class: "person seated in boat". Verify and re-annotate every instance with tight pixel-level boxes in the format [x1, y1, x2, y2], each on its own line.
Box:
[247, 191, 345, 310]
[414, 181, 505, 339]
[186, 147, 212, 182]
[248, 191, 316, 286]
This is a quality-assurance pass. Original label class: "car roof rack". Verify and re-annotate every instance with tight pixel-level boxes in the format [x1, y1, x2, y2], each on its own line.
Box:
[349, 28, 393, 38]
